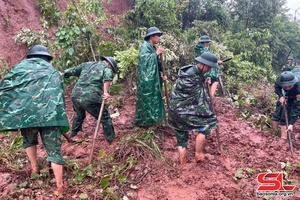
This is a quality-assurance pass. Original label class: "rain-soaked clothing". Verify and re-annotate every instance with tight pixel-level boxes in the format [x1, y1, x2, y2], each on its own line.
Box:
[134, 41, 166, 126]
[0, 58, 69, 132]
[63, 61, 115, 141]
[283, 62, 294, 71]
[168, 65, 218, 146]
[195, 42, 219, 82]
[272, 80, 300, 125]
[21, 127, 65, 165]
[0, 58, 69, 165]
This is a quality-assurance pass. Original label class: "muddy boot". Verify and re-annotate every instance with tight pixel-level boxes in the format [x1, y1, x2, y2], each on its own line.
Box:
[178, 146, 187, 165]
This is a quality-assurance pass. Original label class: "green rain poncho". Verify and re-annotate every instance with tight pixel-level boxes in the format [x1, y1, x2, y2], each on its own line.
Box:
[195, 42, 219, 82]
[135, 41, 166, 126]
[168, 65, 218, 132]
[0, 58, 69, 133]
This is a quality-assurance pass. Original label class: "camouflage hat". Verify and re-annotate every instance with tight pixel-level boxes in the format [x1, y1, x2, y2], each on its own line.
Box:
[101, 56, 117, 73]
[26, 45, 53, 61]
[279, 71, 298, 87]
[199, 35, 211, 43]
[195, 52, 219, 69]
[144, 27, 163, 40]
[287, 56, 294, 60]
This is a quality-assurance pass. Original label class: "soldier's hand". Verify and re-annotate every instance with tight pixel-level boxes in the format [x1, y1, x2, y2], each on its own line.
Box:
[160, 72, 167, 81]
[156, 46, 164, 55]
[218, 60, 223, 65]
[205, 77, 211, 85]
[286, 124, 293, 132]
[102, 92, 111, 100]
[279, 96, 286, 105]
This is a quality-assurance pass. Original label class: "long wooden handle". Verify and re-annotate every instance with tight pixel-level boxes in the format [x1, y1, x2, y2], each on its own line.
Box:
[207, 84, 223, 151]
[62, 133, 73, 143]
[283, 104, 294, 153]
[159, 54, 169, 108]
[87, 100, 105, 165]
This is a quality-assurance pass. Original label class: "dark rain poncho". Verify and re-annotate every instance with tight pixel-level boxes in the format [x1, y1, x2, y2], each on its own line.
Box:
[135, 41, 166, 126]
[168, 65, 218, 132]
[0, 58, 69, 133]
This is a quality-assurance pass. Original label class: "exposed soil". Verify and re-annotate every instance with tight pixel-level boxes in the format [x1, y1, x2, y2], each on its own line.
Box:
[0, 0, 133, 67]
[1, 1, 300, 200]
[1, 86, 300, 199]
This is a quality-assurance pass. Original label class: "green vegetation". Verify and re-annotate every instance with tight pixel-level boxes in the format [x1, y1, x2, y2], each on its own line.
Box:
[3, 0, 300, 198]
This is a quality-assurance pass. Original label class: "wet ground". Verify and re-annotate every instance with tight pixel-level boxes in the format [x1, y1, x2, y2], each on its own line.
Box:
[0, 89, 300, 199]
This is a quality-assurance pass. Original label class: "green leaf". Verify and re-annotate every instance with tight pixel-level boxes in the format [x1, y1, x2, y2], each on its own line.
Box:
[30, 172, 39, 180]
[234, 168, 243, 179]
[98, 149, 107, 158]
[100, 179, 110, 189]
[19, 181, 28, 188]
[79, 193, 88, 199]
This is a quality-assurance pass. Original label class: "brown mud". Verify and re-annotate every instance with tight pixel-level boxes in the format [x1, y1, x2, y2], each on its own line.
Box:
[1, 87, 300, 199]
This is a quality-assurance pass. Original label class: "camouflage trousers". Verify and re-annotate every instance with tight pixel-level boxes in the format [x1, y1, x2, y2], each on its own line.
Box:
[175, 128, 210, 147]
[271, 101, 291, 125]
[71, 97, 115, 141]
[20, 127, 65, 165]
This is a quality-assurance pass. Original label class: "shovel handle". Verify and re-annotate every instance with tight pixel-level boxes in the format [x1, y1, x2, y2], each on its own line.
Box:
[62, 133, 73, 143]
[87, 100, 105, 165]
[282, 104, 294, 153]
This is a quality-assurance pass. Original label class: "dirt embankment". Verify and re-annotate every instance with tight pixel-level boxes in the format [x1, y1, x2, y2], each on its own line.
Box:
[0, 0, 132, 67]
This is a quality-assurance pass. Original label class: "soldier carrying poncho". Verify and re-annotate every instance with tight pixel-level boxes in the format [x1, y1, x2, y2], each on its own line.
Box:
[134, 27, 167, 127]
[168, 52, 219, 165]
[0, 45, 69, 196]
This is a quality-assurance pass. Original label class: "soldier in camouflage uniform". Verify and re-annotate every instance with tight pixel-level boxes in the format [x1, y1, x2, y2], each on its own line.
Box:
[271, 71, 300, 139]
[135, 27, 167, 127]
[0, 45, 69, 195]
[194, 35, 223, 97]
[168, 52, 219, 165]
[272, 57, 298, 130]
[281, 56, 294, 71]
[63, 57, 117, 144]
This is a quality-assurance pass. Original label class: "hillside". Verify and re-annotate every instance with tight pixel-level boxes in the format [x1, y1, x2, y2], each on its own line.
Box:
[0, 0, 132, 67]
[0, 1, 300, 200]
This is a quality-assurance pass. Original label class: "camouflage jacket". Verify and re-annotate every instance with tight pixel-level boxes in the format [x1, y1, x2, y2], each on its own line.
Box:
[194, 42, 219, 82]
[168, 65, 218, 131]
[194, 42, 210, 57]
[134, 41, 166, 126]
[64, 61, 113, 102]
[283, 62, 294, 71]
[274, 79, 300, 124]
[0, 58, 69, 133]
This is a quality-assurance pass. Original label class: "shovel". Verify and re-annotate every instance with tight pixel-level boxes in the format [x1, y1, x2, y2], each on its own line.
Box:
[207, 84, 231, 171]
[87, 100, 105, 165]
[282, 104, 294, 155]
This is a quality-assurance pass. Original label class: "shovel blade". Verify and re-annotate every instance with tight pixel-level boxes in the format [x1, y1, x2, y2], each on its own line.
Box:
[220, 145, 231, 171]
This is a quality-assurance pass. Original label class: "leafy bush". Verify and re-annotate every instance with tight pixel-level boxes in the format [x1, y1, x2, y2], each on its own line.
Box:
[125, 0, 183, 33]
[0, 57, 11, 79]
[13, 28, 48, 47]
[114, 46, 139, 88]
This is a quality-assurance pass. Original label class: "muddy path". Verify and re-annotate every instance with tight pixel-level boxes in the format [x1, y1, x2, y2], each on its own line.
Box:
[0, 88, 300, 199]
